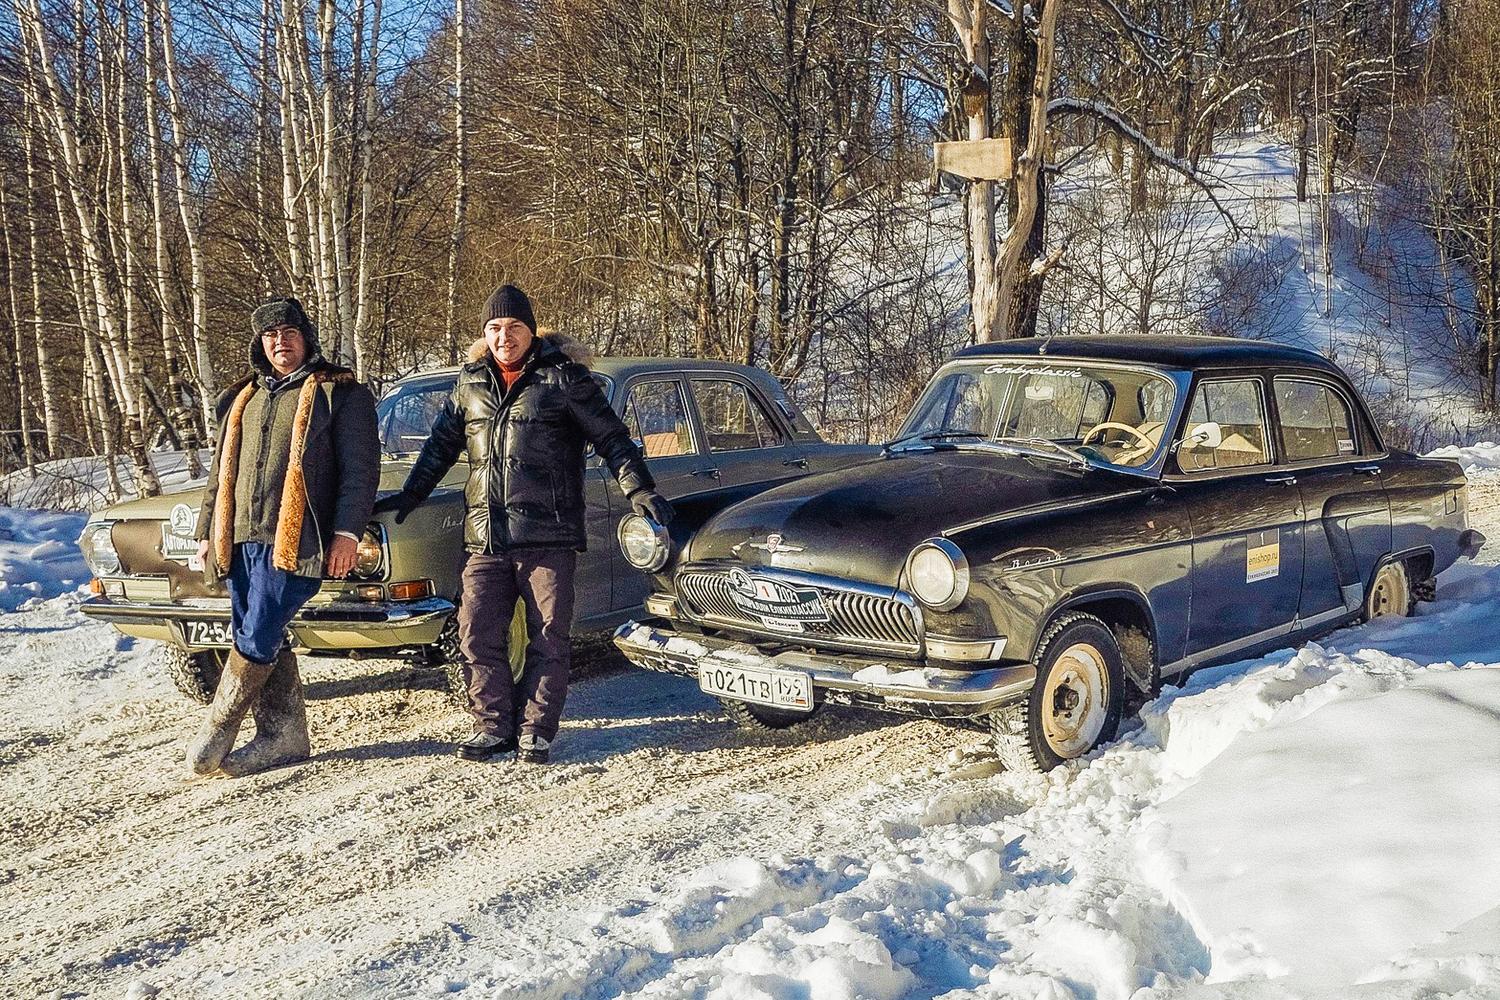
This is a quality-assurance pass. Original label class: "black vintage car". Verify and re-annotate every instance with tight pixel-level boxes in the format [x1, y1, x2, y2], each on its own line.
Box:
[613, 336, 1486, 772]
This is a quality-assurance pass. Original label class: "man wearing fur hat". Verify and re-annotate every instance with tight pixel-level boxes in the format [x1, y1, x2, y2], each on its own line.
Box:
[188, 297, 380, 777]
[376, 284, 671, 764]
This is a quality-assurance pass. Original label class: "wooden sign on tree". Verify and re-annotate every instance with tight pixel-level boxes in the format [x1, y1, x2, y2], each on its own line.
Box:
[933, 137, 1014, 181]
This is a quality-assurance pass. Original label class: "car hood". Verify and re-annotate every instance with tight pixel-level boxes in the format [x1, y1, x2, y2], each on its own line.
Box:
[685, 449, 1151, 585]
[93, 461, 460, 523]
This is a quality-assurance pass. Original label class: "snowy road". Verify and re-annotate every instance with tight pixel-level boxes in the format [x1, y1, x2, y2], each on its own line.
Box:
[4, 471, 1500, 999]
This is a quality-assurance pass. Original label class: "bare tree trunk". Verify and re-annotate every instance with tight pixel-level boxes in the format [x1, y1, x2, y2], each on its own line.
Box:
[352, 0, 384, 381]
[142, 0, 204, 476]
[110, 4, 163, 495]
[993, 0, 1061, 341]
[0, 181, 37, 470]
[444, 0, 469, 364]
[156, 0, 218, 433]
[947, 0, 999, 341]
[19, 112, 60, 458]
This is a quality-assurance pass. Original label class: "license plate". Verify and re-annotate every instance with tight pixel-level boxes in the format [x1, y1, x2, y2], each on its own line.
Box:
[182, 619, 232, 647]
[698, 662, 813, 711]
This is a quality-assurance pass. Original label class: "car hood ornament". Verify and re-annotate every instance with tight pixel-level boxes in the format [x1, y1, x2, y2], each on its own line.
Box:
[746, 533, 803, 555]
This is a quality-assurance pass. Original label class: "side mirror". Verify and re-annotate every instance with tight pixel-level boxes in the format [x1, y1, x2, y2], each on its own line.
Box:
[1175, 420, 1222, 452]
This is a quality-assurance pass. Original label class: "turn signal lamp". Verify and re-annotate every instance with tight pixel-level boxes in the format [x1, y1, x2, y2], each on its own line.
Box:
[388, 580, 434, 601]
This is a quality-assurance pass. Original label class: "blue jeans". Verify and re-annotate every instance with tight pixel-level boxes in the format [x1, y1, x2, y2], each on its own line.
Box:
[227, 542, 322, 663]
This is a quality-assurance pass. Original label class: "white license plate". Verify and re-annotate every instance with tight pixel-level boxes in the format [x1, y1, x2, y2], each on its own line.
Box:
[182, 619, 232, 647]
[698, 662, 813, 711]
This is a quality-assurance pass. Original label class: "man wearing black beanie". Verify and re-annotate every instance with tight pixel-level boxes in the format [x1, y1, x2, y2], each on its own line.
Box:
[377, 284, 672, 763]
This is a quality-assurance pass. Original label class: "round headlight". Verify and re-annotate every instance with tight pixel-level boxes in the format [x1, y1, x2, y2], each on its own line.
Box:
[353, 526, 385, 577]
[618, 513, 669, 572]
[906, 538, 969, 611]
[80, 522, 121, 576]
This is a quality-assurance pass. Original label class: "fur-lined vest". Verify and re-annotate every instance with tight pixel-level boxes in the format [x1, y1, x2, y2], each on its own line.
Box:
[196, 361, 380, 580]
[399, 333, 653, 553]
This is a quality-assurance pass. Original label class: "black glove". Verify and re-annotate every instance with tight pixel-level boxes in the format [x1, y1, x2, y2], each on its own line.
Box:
[372, 490, 422, 525]
[629, 489, 675, 525]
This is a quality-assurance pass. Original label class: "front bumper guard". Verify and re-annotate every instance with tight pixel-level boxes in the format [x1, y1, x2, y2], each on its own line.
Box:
[1461, 528, 1487, 560]
[614, 619, 1035, 719]
[79, 595, 456, 646]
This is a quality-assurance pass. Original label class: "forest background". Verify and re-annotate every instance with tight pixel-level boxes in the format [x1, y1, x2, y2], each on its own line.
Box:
[2, 0, 1498, 500]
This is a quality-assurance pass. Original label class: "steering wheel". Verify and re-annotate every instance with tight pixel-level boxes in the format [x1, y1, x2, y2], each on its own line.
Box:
[1082, 422, 1154, 449]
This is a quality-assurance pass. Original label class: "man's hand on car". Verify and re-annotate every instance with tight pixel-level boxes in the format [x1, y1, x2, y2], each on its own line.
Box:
[372, 490, 421, 524]
[629, 489, 675, 525]
[325, 534, 359, 577]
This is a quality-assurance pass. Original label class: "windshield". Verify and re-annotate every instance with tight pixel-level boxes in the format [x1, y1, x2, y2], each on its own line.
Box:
[376, 377, 455, 456]
[895, 360, 1178, 469]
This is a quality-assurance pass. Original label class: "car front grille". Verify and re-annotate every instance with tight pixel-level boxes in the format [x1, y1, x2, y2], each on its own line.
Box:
[676, 569, 921, 655]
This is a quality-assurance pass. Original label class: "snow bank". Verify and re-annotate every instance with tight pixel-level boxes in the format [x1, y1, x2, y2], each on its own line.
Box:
[0, 507, 89, 611]
[1427, 440, 1500, 473]
[463, 569, 1500, 999]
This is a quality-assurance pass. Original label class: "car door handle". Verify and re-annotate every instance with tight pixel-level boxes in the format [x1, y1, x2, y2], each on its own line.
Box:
[1264, 474, 1298, 484]
[782, 458, 809, 469]
[690, 468, 721, 479]
[1354, 463, 1381, 475]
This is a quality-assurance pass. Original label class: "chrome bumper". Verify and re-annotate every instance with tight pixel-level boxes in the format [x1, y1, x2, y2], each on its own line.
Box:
[79, 595, 455, 647]
[613, 619, 1036, 719]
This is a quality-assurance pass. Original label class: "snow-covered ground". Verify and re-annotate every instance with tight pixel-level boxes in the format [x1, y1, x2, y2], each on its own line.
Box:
[3, 473, 1499, 1000]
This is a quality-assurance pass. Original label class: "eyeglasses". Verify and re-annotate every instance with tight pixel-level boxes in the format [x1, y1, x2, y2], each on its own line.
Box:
[261, 327, 302, 342]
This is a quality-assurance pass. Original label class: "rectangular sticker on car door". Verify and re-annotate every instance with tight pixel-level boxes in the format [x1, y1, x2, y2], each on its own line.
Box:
[1246, 529, 1281, 582]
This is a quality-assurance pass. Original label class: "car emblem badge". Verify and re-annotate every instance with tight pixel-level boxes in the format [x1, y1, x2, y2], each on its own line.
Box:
[748, 533, 803, 555]
[168, 503, 196, 535]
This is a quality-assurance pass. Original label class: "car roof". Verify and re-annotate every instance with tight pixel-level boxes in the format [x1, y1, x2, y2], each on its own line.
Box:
[951, 335, 1345, 376]
[389, 357, 766, 386]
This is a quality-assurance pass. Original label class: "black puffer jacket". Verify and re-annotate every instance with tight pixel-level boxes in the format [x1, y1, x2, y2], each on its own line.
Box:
[402, 334, 653, 552]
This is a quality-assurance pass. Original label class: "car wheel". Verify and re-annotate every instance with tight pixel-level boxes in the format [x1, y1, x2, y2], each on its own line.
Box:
[989, 613, 1125, 774]
[427, 601, 528, 710]
[1365, 560, 1412, 620]
[719, 697, 816, 733]
[160, 645, 226, 704]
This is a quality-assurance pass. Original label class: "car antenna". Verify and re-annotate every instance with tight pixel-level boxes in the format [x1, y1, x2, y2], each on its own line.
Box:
[1037, 329, 1057, 355]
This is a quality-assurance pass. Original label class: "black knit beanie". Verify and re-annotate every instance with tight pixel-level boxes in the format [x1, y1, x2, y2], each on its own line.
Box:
[480, 284, 537, 334]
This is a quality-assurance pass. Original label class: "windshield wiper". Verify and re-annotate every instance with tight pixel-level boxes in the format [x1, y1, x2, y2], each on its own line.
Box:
[883, 430, 984, 454]
[992, 436, 1093, 469]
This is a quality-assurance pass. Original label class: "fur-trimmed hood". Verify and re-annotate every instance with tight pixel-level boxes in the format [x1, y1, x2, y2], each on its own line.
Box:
[465, 331, 594, 368]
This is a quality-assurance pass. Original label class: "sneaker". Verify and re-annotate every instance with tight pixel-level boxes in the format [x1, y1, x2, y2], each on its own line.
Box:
[516, 733, 551, 764]
[455, 732, 517, 761]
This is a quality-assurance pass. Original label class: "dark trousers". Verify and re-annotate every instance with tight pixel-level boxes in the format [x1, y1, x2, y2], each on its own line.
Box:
[227, 542, 322, 663]
[457, 548, 578, 741]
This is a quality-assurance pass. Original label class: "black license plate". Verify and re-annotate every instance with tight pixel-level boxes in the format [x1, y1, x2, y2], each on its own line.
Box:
[182, 619, 232, 647]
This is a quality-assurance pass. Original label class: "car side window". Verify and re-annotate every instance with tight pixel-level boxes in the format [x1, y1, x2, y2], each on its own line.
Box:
[1275, 378, 1357, 462]
[377, 381, 452, 455]
[624, 380, 695, 458]
[1177, 378, 1271, 472]
[692, 379, 786, 452]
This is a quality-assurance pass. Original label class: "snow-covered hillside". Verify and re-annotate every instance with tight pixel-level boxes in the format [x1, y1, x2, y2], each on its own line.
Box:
[3, 470, 1499, 998]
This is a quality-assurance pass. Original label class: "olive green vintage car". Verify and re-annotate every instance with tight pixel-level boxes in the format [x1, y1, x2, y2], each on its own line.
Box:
[78, 358, 878, 702]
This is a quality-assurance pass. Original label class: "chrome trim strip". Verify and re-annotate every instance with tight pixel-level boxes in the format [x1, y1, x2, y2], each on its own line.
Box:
[926, 635, 1008, 661]
[79, 595, 455, 627]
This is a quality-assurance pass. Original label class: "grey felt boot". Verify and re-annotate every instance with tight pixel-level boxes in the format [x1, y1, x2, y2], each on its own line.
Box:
[221, 647, 311, 776]
[186, 648, 275, 775]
